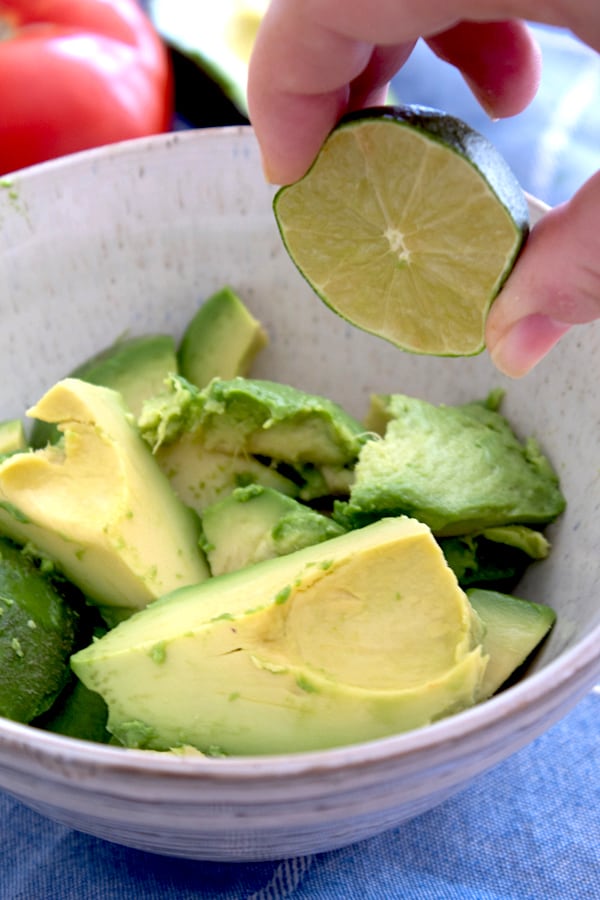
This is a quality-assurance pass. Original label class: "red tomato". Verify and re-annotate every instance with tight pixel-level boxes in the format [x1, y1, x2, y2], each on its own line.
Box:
[0, 0, 173, 174]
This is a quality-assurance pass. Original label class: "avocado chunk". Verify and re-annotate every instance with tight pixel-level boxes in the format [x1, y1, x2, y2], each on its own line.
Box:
[0, 538, 81, 723]
[178, 286, 268, 388]
[71, 517, 488, 755]
[440, 525, 550, 592]
[140, 374, 368, 464]
[139, 374, 369, 505]
[153, 436, 299, 516]
[33, 677, 110, 743]
[0, 418, 27, 456]
[30, 334, 178, 449]
[199, 377, 368, 465]
[468, 588, 556, 698]
[339, 392, 565, 535]
[201, 484, 346, 575]
[294, 462, 355, 501]
[0, 379, 209, 619]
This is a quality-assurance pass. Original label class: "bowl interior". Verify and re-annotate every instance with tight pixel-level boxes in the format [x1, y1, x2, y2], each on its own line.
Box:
[0, 124, 598, 724]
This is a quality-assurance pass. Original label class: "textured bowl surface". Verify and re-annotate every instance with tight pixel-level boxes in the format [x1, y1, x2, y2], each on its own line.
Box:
[0, 127, 598, 861]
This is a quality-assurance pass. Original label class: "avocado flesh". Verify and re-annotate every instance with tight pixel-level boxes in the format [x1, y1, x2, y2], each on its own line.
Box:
[201, 484, 346, 575]
[342, 393, 565, 535]
[296, 463, 355, 501]
[201, 377, 367, 465]
[468, 588, 556, 698]
[139, 375, 368, 468]
[440, 525, 550, 592]
[0, 538, 81, 723]
[178, 286, 268, 388]
[71, 517, 488, 755]
[30, 334, 178, 449]
[0, 379, 209, 616]
[69, 334, 178, 418]
[0, 419, 27, 456]
[155, 434, 299, 516]
[138, 374, 368, 509]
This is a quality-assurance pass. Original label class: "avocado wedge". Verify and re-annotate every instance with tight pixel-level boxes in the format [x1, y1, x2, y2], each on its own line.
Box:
[72, 517, 487, 754]
[178, 286, 267, 388]
[468, 588, 556, 698]
[339, 392, 565, 535]
[201, 484, 346, 575]
[30, 334, 178, 449]
[0, 379, 209, 619]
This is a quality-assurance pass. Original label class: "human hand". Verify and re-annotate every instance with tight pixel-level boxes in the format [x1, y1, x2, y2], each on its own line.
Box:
[247, 1, 600, 376]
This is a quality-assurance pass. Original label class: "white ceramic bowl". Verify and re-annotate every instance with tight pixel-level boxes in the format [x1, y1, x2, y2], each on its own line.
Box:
[0, 127, 598, 862]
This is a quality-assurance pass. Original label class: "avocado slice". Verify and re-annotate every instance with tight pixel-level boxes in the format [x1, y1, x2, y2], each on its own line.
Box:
[339, 392, 566, 535]
[294, 462, 355, 501]
[71, 517, 488, 755]
[140, 373, 369, 487]
[468, 588, 556, 698]
[154, 434, 299, 516]
[0, 379, 209, 619]
[201, 484, 347, 575]
[139, 374, 369, 510]
[440, 525, 550, 592]
[0, 418, 27, 456]
[33, 676, 110, 743]
[30, 334, 178, 449]
[199, 377, 368, 465]
[0, 538, 81, 723]
[178, 286, 268, 388]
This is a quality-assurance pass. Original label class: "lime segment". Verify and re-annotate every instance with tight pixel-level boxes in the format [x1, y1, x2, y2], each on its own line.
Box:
[273, 106, 529, 357]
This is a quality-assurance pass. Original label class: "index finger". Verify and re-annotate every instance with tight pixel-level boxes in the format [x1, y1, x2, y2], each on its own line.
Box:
[247, 0, 542, 184]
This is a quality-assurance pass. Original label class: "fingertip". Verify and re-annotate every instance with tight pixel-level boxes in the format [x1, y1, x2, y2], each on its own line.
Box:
[487, 313, 571, 377]
[249, 85, 348, 185]
[429, 20, 542, 119]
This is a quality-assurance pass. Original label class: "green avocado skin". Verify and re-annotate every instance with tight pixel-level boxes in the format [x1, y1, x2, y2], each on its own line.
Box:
[0, 539, 81, 723]
[339, 394, 566, 535]
[34, 676, 110, 743]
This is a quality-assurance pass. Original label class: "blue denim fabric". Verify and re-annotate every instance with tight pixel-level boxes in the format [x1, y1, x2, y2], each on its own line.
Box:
[390, 24, 600, 207]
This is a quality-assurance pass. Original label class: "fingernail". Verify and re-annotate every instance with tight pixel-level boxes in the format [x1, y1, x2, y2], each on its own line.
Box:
[489, 314, 571, 377]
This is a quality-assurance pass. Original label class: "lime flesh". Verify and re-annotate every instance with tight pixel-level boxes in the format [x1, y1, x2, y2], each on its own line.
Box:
[274, 106, 529, 357]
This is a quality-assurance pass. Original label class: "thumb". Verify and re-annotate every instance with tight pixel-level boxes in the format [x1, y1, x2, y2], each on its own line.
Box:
[486, 170, 600, 377]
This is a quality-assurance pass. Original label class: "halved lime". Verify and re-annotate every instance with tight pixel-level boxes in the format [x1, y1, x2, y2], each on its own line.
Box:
[273, 106, 529, 357]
